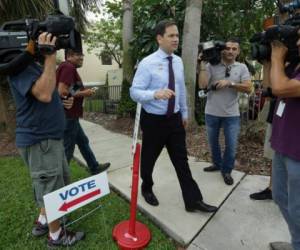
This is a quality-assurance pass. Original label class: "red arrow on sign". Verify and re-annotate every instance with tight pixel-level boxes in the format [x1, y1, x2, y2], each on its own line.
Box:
[59, 189, 101, 212]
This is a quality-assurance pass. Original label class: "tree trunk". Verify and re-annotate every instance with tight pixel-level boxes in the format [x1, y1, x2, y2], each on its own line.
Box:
[0, 78, 15, 135]
[0, 83, 9, 131]
[181, 0, 203, 124]
[122, 0, 134, 83]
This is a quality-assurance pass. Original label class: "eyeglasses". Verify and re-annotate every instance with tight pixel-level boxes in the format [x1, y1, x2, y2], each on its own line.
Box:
[225, 66, 231, 77]
[225, 47, 238, 51]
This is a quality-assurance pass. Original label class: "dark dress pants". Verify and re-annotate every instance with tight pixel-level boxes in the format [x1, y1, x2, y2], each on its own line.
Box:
[140, 110, 203, 207]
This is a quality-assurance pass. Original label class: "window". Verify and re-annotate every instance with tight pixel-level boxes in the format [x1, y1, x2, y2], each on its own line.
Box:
[101, 51, 112, 65]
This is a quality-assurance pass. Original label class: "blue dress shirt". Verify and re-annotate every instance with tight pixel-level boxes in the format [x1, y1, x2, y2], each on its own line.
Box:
[130, 48, 188, 119]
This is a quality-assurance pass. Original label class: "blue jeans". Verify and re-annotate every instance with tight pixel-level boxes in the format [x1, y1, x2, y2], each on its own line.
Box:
[272, 152, 300, 250]
[205, 114, 240, 173]
[64, 118, 99, 173]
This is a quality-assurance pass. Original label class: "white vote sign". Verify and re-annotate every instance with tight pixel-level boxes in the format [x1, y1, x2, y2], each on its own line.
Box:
[132, 103, 142, 154]
[44, 172, 110, 223]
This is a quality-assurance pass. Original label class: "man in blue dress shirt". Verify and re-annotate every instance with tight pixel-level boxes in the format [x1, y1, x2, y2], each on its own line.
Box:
[130, 20, 217, 213]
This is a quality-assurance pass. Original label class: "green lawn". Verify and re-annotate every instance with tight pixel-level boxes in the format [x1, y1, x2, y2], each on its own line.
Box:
[0, 157, 176, 250]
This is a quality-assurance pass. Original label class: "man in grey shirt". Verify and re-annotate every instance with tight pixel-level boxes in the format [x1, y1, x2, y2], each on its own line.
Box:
[198, 39, 252, 185]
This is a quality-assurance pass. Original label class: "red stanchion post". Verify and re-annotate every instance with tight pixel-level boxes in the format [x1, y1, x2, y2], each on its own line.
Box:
[128, 143, 141, 235]
[112, 143, 151, 250]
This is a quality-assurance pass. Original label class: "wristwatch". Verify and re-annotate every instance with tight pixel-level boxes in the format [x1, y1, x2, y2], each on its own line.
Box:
[230, 81, 236, 87]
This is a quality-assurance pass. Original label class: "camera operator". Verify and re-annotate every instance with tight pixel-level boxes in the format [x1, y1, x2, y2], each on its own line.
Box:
[267, 39, 300, 250]
[248, 59, 295, 201]
[8, 33, 84, 248]
[198, 38, 252, 185]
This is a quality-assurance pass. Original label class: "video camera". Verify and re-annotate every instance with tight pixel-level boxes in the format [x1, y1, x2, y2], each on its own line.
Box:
[250, 21, 299, 62]
[0, 0, 82, 76]
[278, 0, 300, 13]
[250, 0, 300, 63]
[199, 40, 226, 65]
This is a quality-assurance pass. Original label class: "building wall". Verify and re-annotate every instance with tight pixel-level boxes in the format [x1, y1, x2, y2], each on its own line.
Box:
[107, 68, 123, 86]
[57, 43, 120, 85]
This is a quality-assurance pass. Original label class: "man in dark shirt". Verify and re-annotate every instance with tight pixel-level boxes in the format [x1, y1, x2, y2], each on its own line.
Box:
[57, 49, 110, 175]
[8, 33, 84, 247]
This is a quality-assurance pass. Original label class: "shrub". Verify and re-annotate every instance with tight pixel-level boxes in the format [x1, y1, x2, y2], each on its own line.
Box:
[117, 79, 136, 118]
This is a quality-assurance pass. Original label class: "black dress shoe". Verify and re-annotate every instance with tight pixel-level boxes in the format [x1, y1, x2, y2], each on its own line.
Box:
[203, 165, 220, 172]
[90, 162, 111, 175]
[250, 187, 272, 200]
[141, 189, 159, 206]
[99, 162, 111, 172]
[222, 173, 234, 185]
[186, 200, 217, 213]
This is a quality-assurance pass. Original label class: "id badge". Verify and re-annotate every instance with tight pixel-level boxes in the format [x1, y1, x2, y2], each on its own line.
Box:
[276, 100, 286, 117]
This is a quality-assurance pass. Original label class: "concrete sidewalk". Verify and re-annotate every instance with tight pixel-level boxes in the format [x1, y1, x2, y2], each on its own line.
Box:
[74, 119, 290, 249]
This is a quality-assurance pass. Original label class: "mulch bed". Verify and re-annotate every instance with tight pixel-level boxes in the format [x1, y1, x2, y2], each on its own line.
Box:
[84, 112, 271, 176]
[0, 112, 271, 176]
[0, 131, 18, 157]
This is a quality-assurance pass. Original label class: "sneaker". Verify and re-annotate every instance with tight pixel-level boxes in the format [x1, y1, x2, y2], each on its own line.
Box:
[59, 216, 70, 226]
[47, 229, 85, 248]
[90, 162, 111, 175]
[32, 221, 48, 237]
[32, 217, 70, 237]
[250, 188, 272, 200]
[99, 162, 110, 172]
